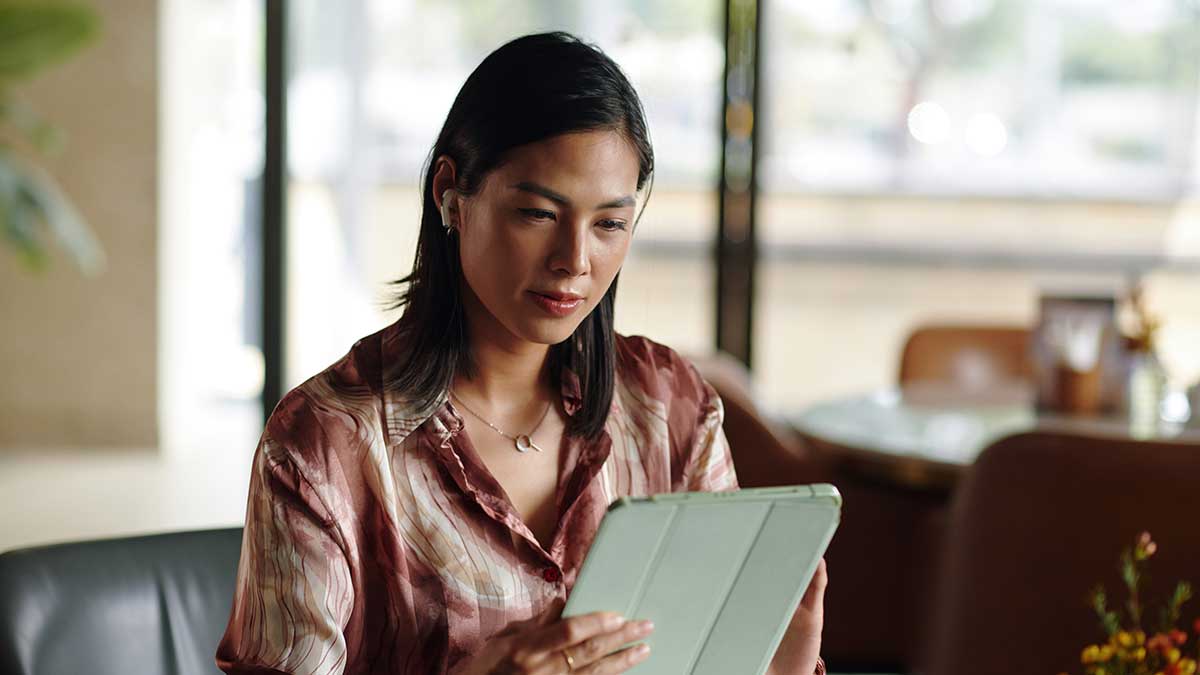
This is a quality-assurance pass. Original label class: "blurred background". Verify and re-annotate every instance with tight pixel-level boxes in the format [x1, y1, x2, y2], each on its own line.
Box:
[3, 1, 1200, 673]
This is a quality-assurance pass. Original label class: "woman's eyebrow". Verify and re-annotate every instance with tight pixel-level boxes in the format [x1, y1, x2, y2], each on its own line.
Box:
[511, 181, 635, 209]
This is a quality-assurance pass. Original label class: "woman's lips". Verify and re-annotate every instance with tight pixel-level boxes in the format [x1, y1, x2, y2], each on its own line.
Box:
[528, 291, 584, 317]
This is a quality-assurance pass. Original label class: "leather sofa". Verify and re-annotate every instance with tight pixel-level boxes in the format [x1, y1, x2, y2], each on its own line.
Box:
[0, 527, 242, 675]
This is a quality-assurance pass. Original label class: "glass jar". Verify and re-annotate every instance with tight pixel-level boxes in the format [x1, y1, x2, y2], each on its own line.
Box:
[1127, 350, 1168, 437]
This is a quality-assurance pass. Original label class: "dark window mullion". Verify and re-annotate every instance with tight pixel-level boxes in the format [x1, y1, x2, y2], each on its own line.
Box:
[262, 0, 287, 422]
[716, 0, 761, 367]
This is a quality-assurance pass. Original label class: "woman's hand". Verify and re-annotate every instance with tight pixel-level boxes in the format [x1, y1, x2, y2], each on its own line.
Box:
[454, 603, 655, 675]
[768, 557, 828, 675]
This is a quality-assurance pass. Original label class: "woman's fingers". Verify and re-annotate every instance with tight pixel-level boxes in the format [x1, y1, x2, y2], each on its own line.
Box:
[792, 556, 827, 639]
[575, 643, 652, 674]
[565, 619, 654, 669]
[534, 611, 626, 652]
[801, 557, 828, 609]
[520, 613, 654, 673]
[477, 609, 653, 675]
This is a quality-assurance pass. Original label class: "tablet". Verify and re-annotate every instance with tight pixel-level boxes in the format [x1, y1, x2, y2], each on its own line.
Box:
[562, 484, 841, 675]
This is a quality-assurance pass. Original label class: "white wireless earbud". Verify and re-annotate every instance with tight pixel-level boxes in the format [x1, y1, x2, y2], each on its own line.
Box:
[440, 189, 457, 232]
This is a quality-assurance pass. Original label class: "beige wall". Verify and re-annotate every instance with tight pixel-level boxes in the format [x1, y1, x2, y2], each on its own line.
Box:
[0, 0, 158, 448]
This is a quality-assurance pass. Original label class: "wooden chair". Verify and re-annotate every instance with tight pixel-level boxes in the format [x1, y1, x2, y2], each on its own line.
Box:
[920, 432, 1200, 675]
[899, 324, 1032, 388]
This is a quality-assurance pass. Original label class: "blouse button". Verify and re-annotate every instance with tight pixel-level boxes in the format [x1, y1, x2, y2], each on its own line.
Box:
[542, 567, 562, 583]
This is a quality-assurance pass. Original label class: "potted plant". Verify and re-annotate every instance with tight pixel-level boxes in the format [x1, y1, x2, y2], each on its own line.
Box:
[1, 1, 103, 274]
[1061, 532, 1198, 675]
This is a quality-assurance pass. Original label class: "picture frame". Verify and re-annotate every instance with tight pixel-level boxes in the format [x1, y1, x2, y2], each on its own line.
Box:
[1031, 293, 1126, 415]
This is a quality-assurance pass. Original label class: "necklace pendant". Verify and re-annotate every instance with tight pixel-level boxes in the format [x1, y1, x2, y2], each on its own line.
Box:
[514, 434, 543, 453]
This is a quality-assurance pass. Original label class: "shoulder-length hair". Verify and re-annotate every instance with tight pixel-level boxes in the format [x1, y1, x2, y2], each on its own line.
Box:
[388, 31, 655, 440]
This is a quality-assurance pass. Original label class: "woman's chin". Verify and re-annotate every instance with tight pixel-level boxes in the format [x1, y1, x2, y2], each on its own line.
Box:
[511, 317, 584, 346]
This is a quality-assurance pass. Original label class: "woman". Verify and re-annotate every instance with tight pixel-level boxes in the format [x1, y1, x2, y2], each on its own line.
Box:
[217, 32, 826, 675]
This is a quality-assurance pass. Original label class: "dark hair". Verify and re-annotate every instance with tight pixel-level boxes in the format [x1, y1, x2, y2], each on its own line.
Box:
[387, 31, 655, 440]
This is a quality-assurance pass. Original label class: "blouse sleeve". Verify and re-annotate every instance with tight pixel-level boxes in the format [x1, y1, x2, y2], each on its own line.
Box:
[681, 381, 740, 493]
[216, 432, 355, 675]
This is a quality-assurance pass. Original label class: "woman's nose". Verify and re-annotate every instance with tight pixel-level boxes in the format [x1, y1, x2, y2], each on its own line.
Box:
[550, 222, 590, 277]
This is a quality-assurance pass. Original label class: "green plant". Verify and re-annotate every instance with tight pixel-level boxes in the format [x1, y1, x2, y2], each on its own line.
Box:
[1061, 533, 1199, 675]
[0, 1, 103, 274]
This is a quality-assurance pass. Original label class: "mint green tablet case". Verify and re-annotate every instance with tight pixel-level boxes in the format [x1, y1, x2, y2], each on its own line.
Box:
[563, 484, 841, 675]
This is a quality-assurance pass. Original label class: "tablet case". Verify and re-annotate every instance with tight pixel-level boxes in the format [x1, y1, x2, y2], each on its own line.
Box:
[563, 484, 841, 675]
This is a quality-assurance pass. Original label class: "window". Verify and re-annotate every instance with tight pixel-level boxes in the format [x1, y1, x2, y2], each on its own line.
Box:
[160, 0, 263, 454]
[285, 0, 723, 387]
[760, 0, 1200, 198]
[755, 0, 1200, 410]
[165, 1, 1200, 433]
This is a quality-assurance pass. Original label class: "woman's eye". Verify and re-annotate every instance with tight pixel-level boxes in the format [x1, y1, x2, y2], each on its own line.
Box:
[518, 208, 556, 221]
[597, 220, 628, 231]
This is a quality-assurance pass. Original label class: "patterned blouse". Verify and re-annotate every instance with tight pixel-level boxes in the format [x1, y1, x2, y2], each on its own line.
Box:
[216, 319, 820, 674]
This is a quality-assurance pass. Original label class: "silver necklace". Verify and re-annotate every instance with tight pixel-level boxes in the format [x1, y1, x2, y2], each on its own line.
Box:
[449, 391, 552, 453]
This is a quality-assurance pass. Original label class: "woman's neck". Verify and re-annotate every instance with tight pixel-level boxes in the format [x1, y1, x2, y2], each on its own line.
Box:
[453, 289, 555, 414]
[459, 339, 552, 409]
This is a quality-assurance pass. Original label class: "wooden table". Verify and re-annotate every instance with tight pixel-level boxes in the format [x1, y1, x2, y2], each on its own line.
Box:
[791, 382, 1200, 491]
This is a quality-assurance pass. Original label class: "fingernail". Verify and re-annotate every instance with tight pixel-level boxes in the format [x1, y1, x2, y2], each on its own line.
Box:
[633, 644, 651, 659]
[636, 620, 655, 633]
[604, 613, 625, 630]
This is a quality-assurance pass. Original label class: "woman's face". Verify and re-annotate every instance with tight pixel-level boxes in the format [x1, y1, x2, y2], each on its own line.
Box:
[451, 130, 641, 348]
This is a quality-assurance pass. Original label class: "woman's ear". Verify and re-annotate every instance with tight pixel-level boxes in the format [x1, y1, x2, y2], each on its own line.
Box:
[431, 155, 461, 232]
[431, 156, 458, 213]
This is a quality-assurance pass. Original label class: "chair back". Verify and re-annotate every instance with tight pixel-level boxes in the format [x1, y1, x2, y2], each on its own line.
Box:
[923, 432, 1200, 675]
[899, 324, 1031, 388]
[0, 528, 243, 675]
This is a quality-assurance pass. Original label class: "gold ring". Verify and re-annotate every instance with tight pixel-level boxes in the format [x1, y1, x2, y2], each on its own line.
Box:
[561, 649, 576, 670]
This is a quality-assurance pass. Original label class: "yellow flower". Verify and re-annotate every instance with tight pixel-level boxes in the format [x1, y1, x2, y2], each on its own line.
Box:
[1179, 659, 1197, 675]
[1134, 647, 1147, 662]
[1118, 632, 1135, 648]
[1083, 645, 1103, 664]
[1135, 631, 1147, 646]
[1099, 646, 1115, 661]
[1169, 648, 1182, 664]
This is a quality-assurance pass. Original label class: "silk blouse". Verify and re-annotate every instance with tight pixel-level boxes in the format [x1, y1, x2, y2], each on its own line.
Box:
[216, 319, 820, 674]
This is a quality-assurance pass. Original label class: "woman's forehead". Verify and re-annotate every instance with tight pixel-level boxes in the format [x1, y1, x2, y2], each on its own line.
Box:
[488, 130, 640, 202]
